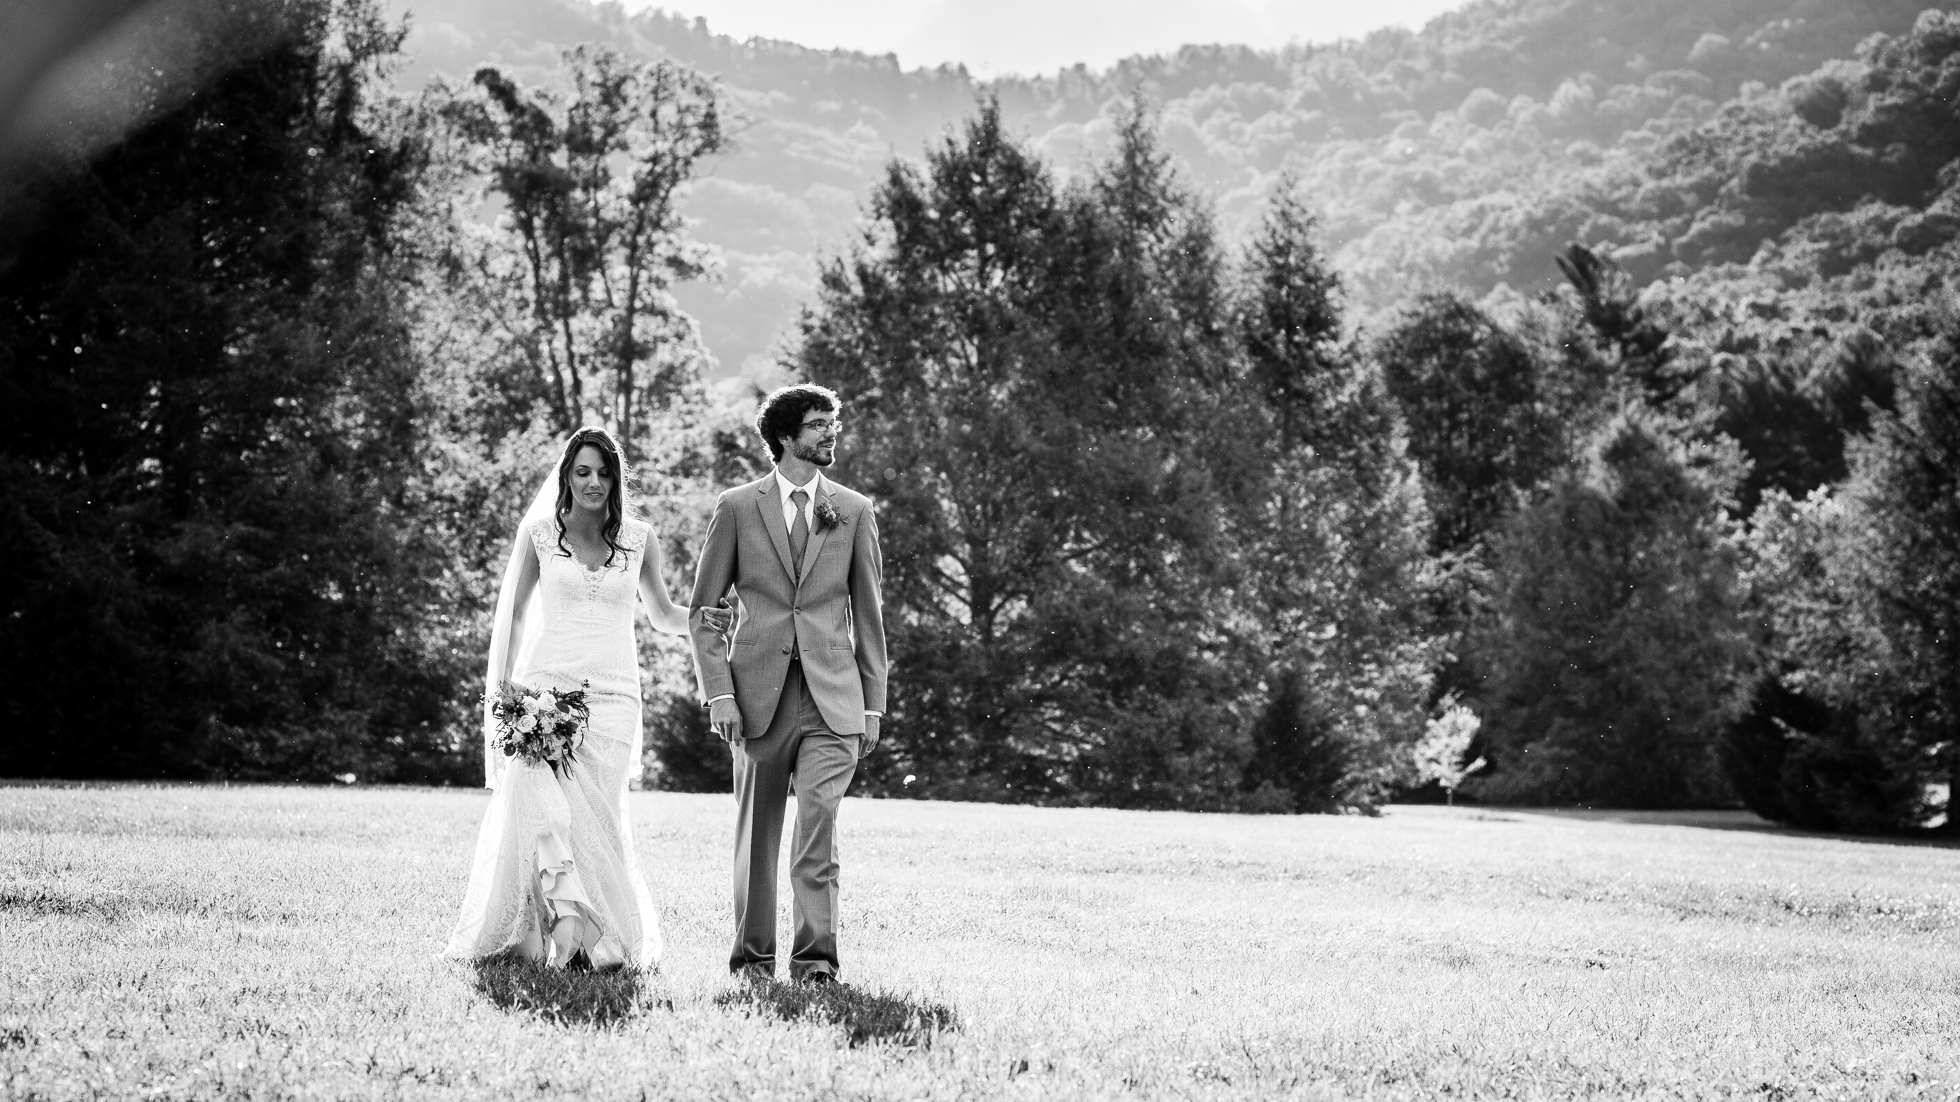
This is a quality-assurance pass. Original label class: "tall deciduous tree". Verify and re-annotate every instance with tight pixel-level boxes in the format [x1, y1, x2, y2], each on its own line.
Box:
[439, 47, 724, 443]
[419, 50, 744, 794]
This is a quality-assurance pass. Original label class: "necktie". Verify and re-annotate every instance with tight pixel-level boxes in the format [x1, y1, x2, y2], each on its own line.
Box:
[789, 488, 810, 578]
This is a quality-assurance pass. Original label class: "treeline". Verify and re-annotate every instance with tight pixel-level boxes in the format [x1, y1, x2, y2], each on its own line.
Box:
[711, 10, 1960, 824]
[1507, 11, 1960, 831]
[6, 1, 1959, 832]
[734, 99, 1752, 815]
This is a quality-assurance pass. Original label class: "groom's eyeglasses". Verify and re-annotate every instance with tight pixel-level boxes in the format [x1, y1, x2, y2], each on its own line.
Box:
[799, 418, 844, 435]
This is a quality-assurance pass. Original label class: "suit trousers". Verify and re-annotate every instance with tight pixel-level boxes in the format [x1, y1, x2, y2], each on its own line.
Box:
[729, 660, 860, 980]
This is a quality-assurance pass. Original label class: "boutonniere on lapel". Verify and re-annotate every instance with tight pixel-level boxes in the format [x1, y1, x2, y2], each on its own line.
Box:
[813, 499, 844, 531]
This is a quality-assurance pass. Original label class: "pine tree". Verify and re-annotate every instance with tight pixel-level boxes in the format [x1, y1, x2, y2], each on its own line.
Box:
[1834, 313, 1960, 827]
[1235, 180, 1437, 812]
[1474, 418, 1754, 806]
[792, 100, 1259, 808]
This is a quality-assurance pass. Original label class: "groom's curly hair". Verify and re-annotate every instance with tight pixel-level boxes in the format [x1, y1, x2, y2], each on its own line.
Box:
[756, 383, 840, 462]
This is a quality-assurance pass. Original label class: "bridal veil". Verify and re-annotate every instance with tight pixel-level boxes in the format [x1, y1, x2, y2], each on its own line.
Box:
[482, 467, 558, 789]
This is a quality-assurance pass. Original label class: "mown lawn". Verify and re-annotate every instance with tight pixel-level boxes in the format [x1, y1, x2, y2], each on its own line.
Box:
[3, 784, 1958, 1100]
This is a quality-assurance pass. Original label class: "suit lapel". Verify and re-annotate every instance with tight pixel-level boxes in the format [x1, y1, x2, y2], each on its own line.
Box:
[798, 485, 838, 582]
[754, 479, 797, 582]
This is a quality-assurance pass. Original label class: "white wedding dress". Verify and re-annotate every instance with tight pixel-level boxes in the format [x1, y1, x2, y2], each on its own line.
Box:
[444, 516, 661, 970]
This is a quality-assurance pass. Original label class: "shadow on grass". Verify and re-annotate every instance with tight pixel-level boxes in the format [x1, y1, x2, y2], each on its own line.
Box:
[468, 954, 662, 1028]
[1506, 807, 1960, 848]
[714, 979, 958, 1049]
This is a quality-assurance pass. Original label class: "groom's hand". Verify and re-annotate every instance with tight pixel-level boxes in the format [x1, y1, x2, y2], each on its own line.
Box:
[709, 698, 744, 745]
[862, 714, 880, 752]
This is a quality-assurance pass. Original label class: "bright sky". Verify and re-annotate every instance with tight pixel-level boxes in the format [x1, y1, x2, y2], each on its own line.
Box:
[625, 0, 1468, 77]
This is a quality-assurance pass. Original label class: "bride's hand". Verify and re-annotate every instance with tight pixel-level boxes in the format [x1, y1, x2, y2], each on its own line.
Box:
[699, 598, 733, 638]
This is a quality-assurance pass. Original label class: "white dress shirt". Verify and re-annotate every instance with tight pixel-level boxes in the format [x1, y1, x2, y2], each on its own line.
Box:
[775, 468, 824, 533]
[705, 467, 880, 719]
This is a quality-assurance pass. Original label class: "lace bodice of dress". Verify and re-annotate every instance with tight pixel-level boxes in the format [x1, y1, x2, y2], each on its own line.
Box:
[519, 517, 648, 700]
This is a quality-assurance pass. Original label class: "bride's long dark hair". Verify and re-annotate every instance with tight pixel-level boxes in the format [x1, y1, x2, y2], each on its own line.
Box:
[554, 427, 633, 568]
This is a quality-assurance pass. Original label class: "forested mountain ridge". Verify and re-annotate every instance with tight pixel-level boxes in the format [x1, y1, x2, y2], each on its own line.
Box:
[383, 0, 1945, 374]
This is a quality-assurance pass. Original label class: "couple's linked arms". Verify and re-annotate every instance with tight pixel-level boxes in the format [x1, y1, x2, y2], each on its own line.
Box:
[686, 498, 744, 744]
[686, 493, 886, 751]
[639, 535, 730, 638]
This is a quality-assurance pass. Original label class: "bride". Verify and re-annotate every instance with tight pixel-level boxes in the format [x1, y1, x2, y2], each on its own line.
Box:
[444, 427, 729, 971]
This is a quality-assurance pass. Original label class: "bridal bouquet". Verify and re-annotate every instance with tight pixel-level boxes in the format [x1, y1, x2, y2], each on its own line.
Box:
[488, 679, 591, 776]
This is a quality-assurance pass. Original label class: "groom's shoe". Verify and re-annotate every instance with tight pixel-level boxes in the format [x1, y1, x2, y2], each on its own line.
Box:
[734, 962, 775, 985]
[794, 969, 836, 986]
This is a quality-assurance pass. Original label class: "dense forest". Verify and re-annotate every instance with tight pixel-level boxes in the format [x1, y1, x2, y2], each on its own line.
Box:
[4, 0, 1960, 833]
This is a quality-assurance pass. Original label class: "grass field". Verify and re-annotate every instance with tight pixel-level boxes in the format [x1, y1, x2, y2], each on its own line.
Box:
[4, 785, 1959, 1100]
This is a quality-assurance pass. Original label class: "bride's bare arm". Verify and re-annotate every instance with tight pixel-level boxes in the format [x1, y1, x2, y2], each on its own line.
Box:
[502, 528, 541, 682]
[637, 534, 692, 636]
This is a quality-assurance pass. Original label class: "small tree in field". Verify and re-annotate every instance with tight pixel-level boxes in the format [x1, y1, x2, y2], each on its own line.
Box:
[1413, 698, 1485, 805]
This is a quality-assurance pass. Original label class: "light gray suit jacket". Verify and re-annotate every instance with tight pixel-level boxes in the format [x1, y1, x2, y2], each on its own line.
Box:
[688, 473, 888, 738]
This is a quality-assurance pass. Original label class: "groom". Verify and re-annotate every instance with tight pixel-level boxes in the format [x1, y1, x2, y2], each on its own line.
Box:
[688, 383, 888, 984]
